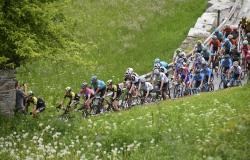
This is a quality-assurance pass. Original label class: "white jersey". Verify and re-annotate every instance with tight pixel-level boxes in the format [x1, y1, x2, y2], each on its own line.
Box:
[153, 72, 169, 83]
[142, 82, 153, 92]
[131, 73, 140, 84]
[229, 66, 242, 74]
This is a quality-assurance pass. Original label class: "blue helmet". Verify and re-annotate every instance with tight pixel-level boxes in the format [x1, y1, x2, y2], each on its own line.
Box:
[91, 75, 97, 82]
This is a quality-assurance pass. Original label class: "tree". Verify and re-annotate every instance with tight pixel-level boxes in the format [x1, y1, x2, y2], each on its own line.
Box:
[0, 0, 59, 69]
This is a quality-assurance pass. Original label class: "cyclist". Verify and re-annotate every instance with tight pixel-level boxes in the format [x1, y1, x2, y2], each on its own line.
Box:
[26, 91, 46, 118]
[220, 54, 233, 74]
[201, 46, 211, 62]
[105, 80, 122, 111]
[140, 78, 154, 102]
[154, 58, 168, 69]
[79, 82, 95, 110]
[189, 69, 204, 90]
[178, 65, 191, 86]
[129, 73, 142, 96]
[58, 87, 80, 111]
[173, 48, 186, 64]
[201, 61, 213, 85]
[230, 45, 241, 62]
[194, 40, 204, 53]
[227, 61, 242, 86]
[241, 40, 249, 59]
[222, 38, 232, 55]
[209, 35, 221, 55]
[228, 34, 237, 46]
[91, 76, 106, 98]
[223, 25, 232, 38]
[214, 29, 224, 42]
[152, 69, 170, 100]
[231, 26, 239, 39]
[193, 53, 205, 70]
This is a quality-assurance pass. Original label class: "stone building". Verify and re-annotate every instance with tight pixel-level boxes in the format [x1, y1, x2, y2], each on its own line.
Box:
[0, 70, 16, 117]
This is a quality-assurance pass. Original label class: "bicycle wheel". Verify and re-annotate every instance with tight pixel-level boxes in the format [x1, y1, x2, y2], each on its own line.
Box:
[209, 83, 214, 91]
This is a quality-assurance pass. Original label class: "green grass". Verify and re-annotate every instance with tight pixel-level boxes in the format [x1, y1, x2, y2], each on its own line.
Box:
[16, 0, 207, 107]
[0, 84, 249, 159]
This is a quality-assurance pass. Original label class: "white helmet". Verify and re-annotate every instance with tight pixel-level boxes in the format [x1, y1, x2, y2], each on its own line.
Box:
[233, 61, 239, 67]
[154, 58, 160, 63]
[243, 40, 248, 45]
[65, 86, 71, 92]
[126, 67, 134, 75]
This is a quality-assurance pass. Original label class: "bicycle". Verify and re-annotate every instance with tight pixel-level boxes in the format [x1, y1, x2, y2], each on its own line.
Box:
[218, 73, 229, 89]
[173, 81, 184, 98]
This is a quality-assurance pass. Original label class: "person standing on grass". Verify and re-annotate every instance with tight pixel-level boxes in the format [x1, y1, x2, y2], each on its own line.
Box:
[15, 81, 27, 114]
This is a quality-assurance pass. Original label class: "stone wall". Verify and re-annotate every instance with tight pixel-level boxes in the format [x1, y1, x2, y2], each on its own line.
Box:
[0, 70, 16, 117]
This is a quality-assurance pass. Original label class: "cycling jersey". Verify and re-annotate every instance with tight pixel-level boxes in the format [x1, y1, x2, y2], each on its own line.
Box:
[141, 82, 153, 92]
[195, 44, 204, 53]
[64, 91, 76, 100]
[222, 40, 232, 54]
[92, 80, 106, 90]
[131, 74, 140, 85]
[229, 66, 242, 75]
[107, 84, 122, 97]
[192, 73, 204, 82]
[160, 61, 168, 69]
[209, 39, 221, 53]
[27, 96, 46, 112]
[80, 87, 95, 99]
[153, 72, 169, 83]
[201, 50, 211, 61]
[201, 67, 212, 82]
[220, 58, 233, 68]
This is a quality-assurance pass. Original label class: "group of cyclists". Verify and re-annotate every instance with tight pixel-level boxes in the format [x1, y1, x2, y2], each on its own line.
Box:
[24, 22, 249, 118]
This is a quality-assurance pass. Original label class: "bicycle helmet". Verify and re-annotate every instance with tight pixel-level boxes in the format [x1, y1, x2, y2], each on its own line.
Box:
[179, 52, 185, 58]
[233, 61, 239, 67]
[154, 58, 160, 63]
[126, 67, 134, 75]
[28, 90, 34, 96]
[91, 75, 97, 82]
[107, 79, 113, 85]
[176, 48, 182, 54]
[197, 40, 202, 44]
[65, 86, 71, 92]
[212, 35, 217, 40]
[243, 40, 248, 45]
[228, 34, 233, 39]
[81, 82, 88, 89]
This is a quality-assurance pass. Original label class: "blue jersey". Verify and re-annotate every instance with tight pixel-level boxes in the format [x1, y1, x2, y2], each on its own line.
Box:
[201, 67, 212, 77]
[192, 73, 204, 82]
[92, 80, 106, 90]
[160, 61, 168, 69]
[221, 58, 232, 68]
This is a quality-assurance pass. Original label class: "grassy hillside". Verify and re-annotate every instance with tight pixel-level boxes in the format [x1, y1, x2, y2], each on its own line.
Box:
[1, 84, 249, 159]
[16, 0, 207, 106]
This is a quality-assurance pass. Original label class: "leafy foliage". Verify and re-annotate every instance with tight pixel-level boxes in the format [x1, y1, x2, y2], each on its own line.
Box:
[0, 0, 59, 68]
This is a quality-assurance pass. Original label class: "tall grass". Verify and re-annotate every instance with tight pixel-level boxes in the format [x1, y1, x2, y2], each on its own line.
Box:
[16, 0, 207, 107]
[0, 84, 249, 159]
